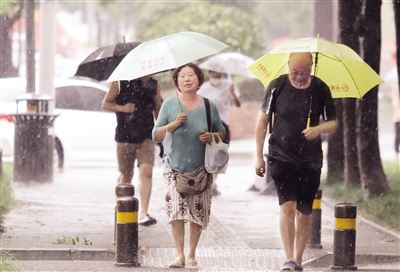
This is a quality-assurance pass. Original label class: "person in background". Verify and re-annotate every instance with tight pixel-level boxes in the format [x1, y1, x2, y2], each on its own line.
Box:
[102, 76, 162, 226]
[255, 52, 338, 271]
[197, 69, 241, 196]
[152, 63, 225, 269]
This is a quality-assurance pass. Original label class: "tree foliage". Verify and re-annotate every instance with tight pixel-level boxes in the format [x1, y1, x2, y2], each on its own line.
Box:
[134, 2, 265, 59]
[254, 1, 312, 48]
[0, 0, 23, 78]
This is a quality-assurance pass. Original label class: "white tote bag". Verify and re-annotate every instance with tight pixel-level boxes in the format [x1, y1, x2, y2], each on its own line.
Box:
[163, 131, 173, 153]
[205, 134, 229, 174]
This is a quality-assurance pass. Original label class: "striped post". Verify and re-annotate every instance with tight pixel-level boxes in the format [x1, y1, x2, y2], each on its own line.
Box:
[114, 196, 140, 267]
[307, 189, 323, 248]
[331, 203, 357, 270]
[114, 183, 135, 245]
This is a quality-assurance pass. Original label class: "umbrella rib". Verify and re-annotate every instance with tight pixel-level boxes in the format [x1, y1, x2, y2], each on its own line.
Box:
[317, 53, 341, 62]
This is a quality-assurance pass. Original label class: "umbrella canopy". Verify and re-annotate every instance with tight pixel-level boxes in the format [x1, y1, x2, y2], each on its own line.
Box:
[107, 31, 229, 83]
[74, 41, 141, 81]
[199, 52, 257, 78]
[248, 37, 383, 98]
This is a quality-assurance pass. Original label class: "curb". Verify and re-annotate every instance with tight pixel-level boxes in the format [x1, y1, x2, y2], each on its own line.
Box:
[304, 253, 400, 268]
[0, 248, 115, 261]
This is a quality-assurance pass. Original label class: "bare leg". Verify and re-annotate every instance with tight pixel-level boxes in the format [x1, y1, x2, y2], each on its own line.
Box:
[119, 171, 133, 184]
[212, 174, 220, 195]
[279, 201, 296, 262]
[138, 163, 153, 220]
[171, 220, 185, 264]
[294, 210, 312, 265]
[187, 222, 202, 265]
[212, 173, 218, 188]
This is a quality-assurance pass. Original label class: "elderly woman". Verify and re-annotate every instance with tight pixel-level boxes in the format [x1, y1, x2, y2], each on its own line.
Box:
[152, 63, 225, 269]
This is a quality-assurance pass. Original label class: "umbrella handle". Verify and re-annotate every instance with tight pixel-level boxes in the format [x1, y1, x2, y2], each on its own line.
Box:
[306, 96, 313, 129]
[169, 69, 183, 111]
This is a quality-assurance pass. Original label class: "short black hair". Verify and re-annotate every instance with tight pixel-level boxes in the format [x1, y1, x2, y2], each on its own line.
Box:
[172, 63, 205, 91]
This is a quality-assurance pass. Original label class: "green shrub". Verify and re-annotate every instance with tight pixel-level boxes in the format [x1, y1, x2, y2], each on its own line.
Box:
[0, 162, 16, 233]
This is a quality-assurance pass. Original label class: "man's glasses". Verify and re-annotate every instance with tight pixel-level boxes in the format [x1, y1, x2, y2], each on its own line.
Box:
[290, 70, 311, 78]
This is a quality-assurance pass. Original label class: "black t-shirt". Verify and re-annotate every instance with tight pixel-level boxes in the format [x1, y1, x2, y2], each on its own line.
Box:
[261, 75, 336, 169]
[114, 78, 157, 143]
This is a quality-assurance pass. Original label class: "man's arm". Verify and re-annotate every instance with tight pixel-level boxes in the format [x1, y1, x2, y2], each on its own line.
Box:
[255, 111, 270, 177]
[230, 83, 241, 107]
[302, 119, 338, 140]
[102, 81, 134, 113]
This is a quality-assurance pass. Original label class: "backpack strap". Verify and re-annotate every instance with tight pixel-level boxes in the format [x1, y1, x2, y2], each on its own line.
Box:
[204, 97, 211, 132]
[268, 74, 287, 133]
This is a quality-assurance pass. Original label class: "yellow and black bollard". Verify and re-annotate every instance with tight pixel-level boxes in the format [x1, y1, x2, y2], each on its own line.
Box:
[114, 183, 135, 244]
[331, 203, 357, 270]
[114, 196, 140, 267]
[307, 189, 323, 249]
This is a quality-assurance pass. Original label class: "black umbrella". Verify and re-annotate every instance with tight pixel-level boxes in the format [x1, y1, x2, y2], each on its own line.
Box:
[74, 41, 141, 82]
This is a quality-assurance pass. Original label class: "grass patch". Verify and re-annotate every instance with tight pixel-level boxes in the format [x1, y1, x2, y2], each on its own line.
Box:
[321, 160, 400, 231]
[1, 162, 17, 233]
[0, 251, 18, 272]
[53, 236, 93, 245]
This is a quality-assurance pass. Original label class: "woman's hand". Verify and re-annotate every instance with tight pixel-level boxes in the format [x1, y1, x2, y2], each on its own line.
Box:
[175, 111, 188, 126]
[199, 130, 213, 144]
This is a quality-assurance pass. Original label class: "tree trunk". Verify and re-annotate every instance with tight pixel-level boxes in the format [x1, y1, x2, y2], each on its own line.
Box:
[0, 3, 23, 78]
[394, 0, 400, 103]
[313, 0, 334, 41]
[327, 99, 344, 183]
[357, 0, 390, 199]
[338, 0, 363, 187]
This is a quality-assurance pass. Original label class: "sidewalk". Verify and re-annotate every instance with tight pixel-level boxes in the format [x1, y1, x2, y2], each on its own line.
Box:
[1, 139, 399, 271]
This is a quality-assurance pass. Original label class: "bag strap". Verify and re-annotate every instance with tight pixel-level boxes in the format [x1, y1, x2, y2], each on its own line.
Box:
[204, 97, 211, 132]
[268, 74, 286, 133]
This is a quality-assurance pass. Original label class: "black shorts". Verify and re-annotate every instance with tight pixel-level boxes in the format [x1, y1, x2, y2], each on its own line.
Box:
[269, 158, 321, 215]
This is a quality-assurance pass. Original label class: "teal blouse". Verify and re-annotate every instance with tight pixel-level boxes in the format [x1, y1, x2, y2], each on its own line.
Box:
[152, 96, 225, 172]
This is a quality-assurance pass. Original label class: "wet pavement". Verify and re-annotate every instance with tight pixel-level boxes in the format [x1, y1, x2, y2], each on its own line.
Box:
[1, 138, 400, 271]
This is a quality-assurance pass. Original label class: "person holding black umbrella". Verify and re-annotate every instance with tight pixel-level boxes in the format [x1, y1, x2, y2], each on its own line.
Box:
[102, 75, 163, 226]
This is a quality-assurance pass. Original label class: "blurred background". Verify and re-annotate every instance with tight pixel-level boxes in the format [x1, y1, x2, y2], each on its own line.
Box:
[0, 0, 396, 140]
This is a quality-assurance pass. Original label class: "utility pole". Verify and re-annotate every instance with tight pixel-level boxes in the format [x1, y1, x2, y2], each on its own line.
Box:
[39, 0, 57, 113]
[25, 0, 35, 93]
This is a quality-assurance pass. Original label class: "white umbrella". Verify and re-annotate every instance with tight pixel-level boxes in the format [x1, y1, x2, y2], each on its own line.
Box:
[107, 31, 229, 82]
[199, 52, 257, 79]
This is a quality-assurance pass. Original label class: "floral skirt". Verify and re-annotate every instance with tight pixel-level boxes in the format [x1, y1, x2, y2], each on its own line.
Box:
[163, 167, 212, 229]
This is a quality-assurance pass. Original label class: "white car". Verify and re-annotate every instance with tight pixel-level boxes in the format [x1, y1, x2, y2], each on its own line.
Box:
[0, 77, 117, 167]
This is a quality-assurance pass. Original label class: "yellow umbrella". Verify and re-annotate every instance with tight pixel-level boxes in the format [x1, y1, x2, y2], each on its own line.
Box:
[248, 36, 383, 98]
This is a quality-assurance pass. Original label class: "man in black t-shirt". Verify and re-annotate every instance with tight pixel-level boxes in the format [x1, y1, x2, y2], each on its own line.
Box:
[103, 75, 163, 226]
[255, 52, 338, 271]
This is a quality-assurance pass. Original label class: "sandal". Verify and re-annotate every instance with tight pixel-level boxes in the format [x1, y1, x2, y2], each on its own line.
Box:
[295, 264, 303, 271]
[185, 259, 198, 269]
[138, 214, 157, 226]
[281, 260, 296, 271]
[169, 258, 185, 268]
